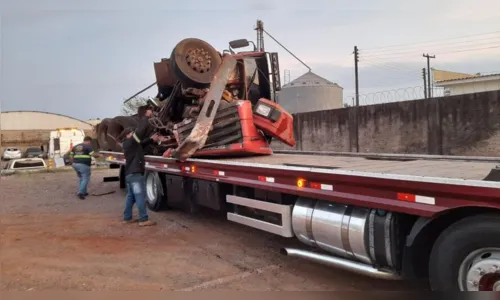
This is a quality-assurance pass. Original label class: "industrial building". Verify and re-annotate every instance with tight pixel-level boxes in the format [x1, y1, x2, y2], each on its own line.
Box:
[87, 118, 102, 127]
[277, 71, 343, 114]
[433, 70, 500, 96]
[0, 111, 94, 153]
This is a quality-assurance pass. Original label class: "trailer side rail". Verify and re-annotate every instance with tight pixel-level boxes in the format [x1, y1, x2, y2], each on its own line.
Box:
[101, 151, 500, 218]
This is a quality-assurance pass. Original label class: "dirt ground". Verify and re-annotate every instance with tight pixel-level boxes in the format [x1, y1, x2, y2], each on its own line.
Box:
[0, 169, 428, 291]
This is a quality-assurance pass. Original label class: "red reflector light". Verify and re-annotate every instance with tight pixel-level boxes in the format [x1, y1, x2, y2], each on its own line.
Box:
[310, 182, 321, 189]
[257, 176, 275, 183]
[397, 193, 416, 202]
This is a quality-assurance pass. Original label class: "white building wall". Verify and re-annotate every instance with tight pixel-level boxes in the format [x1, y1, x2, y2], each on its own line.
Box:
[445, 79, 500, 96]
[0, 111, 93, 130]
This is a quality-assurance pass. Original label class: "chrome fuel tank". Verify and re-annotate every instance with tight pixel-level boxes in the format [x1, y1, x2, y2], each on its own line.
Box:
[292, 197, 400, 269]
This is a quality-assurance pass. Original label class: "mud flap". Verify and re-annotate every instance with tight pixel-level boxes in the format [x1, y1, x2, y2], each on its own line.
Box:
[171, 56, 237, 161]
[483, 166, 500, 181]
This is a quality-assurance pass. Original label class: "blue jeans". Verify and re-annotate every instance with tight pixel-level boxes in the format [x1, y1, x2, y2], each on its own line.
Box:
[72, 163, 91, 195]
[124, 173, 149, 222]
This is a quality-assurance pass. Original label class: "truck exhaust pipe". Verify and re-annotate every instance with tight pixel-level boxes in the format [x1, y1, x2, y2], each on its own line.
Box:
[280, 248, 401, 281]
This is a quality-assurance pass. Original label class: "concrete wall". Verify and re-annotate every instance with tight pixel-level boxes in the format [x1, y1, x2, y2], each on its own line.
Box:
[273, 90, 500, 156]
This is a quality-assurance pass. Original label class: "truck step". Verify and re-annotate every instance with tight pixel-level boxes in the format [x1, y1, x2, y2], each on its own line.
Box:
[226, 195, 293, 237]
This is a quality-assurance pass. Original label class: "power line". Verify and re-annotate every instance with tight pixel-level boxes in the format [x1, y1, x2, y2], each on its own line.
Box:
[360, 56, 422, 76]
[359, 45, 500, 62]
[362, 35, 500, 54]
[361, 30, 500, 51]
[359, 60, 421, 81]
[357, 60, 421, 88]
[361, 41, 500, 58]
[359, 55, 424, 78]
[440, 45, 500, 54]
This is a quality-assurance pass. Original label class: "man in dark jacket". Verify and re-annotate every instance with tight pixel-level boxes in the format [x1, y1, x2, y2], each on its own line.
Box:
[120, 108, 159, 226]
[70, 136, 99, 200]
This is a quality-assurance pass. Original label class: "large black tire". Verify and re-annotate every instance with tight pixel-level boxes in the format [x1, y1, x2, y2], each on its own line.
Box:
[106, 116, 140, 152]
[170, 38, 222, 89]
[144, 171, 168, 212]
[429, 214, 500, 291]
[96, 118, 112, 151]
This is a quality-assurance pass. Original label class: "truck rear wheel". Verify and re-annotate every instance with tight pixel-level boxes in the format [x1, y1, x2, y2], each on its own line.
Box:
[144, 171, 167, 212]
[429, 214, 500, 291]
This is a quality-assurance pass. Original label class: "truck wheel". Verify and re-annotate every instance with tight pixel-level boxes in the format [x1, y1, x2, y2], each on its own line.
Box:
[144, 171, 167, 212]
[170, 38, 222, 89]
[429, 214, 500, 291]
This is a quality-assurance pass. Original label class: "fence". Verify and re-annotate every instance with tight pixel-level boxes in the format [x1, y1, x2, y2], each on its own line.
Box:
[343, 86, 445, 106]
[342, 79, 500, 106]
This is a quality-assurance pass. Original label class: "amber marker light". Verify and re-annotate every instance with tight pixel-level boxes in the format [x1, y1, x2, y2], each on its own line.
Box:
[297, 178, 307, 188]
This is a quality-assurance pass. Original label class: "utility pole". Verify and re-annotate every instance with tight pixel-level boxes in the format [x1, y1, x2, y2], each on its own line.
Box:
[354, 46, 360, 108]
[255, 20, 265, 51]
[353, 46, 360, 152]
[423, 53, 435, 98]
[422, 68, 428, 99]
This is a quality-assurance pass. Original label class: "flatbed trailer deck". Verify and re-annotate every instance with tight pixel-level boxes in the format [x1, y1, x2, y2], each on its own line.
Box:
[205, 152, 500, 180]
[102, 150, 500, 291]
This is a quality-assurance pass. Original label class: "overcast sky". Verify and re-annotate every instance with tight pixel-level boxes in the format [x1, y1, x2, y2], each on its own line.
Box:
[1, 0, 500, 120]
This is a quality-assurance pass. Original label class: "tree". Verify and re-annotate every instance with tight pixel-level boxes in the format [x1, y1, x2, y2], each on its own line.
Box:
[121, 97, 149, 116]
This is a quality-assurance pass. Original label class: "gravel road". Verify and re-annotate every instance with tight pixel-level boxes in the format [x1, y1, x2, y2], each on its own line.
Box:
[0, 169, 427, 291]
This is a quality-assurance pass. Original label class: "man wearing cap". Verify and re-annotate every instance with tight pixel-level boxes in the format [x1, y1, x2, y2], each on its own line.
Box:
[120, 107, 159, 227]
[70, 136, 99, 200]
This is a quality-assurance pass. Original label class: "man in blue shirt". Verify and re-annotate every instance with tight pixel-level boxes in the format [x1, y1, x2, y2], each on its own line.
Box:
[70, 136, 97, 200]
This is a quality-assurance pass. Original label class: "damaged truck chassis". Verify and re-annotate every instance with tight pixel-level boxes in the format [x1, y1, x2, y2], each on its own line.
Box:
[96, 37, 292, 161]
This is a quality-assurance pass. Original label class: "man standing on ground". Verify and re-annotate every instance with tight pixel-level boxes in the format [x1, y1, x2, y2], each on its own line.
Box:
[120, 107, 159, 227]
[70, 136, 98, 200]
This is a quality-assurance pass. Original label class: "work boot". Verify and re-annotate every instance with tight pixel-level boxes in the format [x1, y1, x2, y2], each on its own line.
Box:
[122, 219, 138, 224]
[138, 220, 156, 227]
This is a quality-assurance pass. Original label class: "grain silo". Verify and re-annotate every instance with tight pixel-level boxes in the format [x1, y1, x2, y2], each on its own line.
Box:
[277, 71, 343, 114]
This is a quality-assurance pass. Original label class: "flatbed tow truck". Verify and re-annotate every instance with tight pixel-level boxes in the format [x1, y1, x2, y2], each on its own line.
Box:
[101, 148, 500, 291]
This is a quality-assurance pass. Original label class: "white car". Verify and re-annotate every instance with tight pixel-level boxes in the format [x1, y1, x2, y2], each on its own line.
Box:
[2, 147, 22, 160]
[2, 158, 47, 175]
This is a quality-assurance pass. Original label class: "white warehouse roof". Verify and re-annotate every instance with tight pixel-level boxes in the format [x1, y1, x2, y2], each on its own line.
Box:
[0, 111, 94, 131]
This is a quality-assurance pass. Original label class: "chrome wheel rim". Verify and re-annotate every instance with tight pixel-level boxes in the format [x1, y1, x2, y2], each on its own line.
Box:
[145, 173, 157, 204]
[458, 248, 500, 291]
